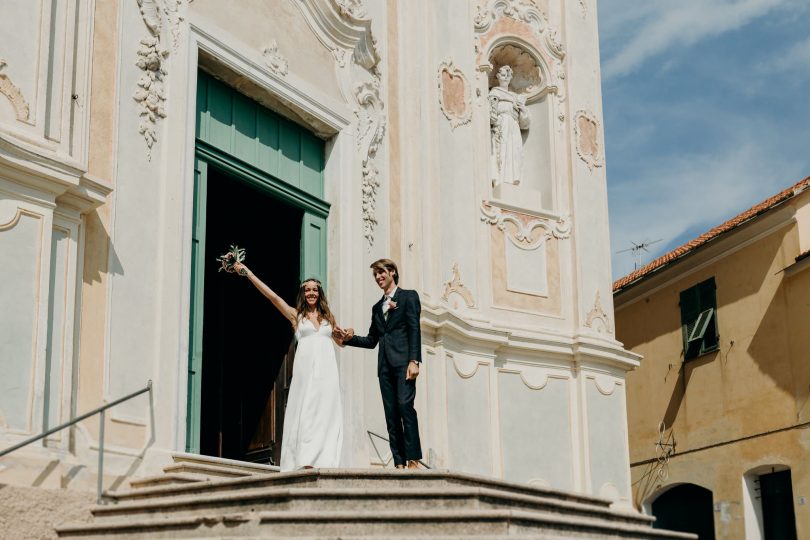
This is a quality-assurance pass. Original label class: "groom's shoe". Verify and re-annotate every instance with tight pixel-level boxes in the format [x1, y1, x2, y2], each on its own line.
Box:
[407, 460, 420, 469]
[395, 464, 405, 469]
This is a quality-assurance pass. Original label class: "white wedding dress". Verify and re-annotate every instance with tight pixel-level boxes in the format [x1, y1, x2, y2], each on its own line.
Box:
[279, 318, 343, 471]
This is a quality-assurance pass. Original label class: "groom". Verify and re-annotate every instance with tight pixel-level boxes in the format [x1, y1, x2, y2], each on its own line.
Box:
[339, 259, 423, 469]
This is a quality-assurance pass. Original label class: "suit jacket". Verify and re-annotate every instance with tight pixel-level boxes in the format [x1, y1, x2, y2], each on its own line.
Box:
[346, 288, 422, 375]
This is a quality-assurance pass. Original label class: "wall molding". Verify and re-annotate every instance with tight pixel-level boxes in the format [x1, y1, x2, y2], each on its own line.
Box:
[437, 60, 472, 129]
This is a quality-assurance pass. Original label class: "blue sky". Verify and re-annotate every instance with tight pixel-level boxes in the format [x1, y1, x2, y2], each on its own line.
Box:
[598, 0, 810, 279]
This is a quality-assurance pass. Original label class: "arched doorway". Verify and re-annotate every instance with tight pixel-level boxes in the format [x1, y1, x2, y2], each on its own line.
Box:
[651, 483, 715, 539]
[744, 465, 798, 540]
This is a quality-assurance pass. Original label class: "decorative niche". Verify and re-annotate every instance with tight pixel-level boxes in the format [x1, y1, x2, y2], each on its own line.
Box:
[474, 0, 567, 217]
[486, 42, 555, 213]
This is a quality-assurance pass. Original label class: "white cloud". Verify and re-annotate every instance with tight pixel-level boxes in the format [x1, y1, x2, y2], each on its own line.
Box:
[761, 36, 810, 75]
[609, 138, 804, 279]
[601, 0, 789, 80]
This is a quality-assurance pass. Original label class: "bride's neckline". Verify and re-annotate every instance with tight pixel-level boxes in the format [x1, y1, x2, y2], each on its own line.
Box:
[301, 316, 326, 329]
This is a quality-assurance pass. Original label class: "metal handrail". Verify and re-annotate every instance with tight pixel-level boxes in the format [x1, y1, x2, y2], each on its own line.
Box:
[367, 430, 431, 469]
[0, 380, 152, 503]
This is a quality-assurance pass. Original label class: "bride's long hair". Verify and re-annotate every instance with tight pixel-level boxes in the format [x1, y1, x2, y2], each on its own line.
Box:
[295, 278, 336, 328]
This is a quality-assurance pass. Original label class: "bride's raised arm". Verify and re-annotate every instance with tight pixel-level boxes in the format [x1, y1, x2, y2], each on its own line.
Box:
[233, 262, 297, 325]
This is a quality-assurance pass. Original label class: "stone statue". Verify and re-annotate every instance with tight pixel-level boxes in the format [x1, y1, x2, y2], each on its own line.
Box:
[489, 65, 530, 186]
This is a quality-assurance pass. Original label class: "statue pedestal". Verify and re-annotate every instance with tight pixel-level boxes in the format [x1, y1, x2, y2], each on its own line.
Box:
[493, 182, 542, 212]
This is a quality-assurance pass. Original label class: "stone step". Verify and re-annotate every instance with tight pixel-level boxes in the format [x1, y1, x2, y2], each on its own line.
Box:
[169, 452, 280, 476]
[56, 508, 696, 539]
[106, 469, 611, 509]
[161, 462, 258, 479]
[129, 472, 209, 490]
[89, 486, 654, 527]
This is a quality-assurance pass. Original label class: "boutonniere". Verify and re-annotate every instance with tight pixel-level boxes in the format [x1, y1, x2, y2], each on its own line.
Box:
[388, 299, 397, 310]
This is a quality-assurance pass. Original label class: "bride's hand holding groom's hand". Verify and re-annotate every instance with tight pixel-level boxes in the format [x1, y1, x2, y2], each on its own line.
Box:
[332, 326, 353, 347]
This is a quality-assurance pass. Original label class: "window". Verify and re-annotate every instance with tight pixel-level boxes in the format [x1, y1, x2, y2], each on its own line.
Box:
[679, 278, 719, 360]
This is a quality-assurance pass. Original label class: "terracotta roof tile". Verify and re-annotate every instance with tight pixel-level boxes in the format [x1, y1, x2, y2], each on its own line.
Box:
[613, 176, 810, 293]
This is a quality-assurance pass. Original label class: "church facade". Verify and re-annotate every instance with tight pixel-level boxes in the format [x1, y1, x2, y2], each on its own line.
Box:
[0, 0, 638, 508]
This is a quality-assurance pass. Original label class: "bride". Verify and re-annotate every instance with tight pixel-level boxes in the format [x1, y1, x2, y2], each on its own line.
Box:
[233, 262, 343, 471]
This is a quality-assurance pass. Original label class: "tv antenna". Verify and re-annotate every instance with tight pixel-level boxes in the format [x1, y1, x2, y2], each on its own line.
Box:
[617, 238, 663, 270]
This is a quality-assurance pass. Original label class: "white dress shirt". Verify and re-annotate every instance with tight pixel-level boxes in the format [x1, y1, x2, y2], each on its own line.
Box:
[382, 286, 398, 317]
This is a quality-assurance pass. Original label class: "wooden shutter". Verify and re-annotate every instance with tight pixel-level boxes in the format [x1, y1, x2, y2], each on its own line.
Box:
[301, 213, 327, 285]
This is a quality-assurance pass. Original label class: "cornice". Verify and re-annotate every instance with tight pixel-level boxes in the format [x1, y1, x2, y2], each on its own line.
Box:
[0, 132, 85, 195]
[420, 302, 640, 371]
[56, 173, 113, 214]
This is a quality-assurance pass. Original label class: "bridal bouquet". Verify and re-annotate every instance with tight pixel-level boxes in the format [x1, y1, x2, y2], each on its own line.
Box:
[216, 244, 247, 275]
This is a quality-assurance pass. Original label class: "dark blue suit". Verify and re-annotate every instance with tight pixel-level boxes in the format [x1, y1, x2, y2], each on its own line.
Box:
[346, 288, 423, 465]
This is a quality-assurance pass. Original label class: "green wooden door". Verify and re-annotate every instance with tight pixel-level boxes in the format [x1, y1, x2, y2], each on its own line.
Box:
[186, 71, 329, 453]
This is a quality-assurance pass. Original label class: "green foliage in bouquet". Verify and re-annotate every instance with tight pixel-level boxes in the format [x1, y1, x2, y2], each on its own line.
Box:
[217, 244, 247, 275]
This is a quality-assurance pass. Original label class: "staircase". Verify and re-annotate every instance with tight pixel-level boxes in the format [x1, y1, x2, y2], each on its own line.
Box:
[55, 454, 695, 539]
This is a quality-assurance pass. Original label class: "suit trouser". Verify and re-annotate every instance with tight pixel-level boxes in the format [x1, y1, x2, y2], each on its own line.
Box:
[378, 360, 422, 465]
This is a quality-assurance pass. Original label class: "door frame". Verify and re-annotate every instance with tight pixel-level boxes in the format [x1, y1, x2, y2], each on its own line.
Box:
[173, 26, 358, 458]
[186, 82, 330, 454]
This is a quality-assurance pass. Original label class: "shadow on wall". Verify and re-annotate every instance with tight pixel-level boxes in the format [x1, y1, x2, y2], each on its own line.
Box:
[746, 233, 806, 419]
[82, 207, 123, 284]
[658, 227, 790, 430]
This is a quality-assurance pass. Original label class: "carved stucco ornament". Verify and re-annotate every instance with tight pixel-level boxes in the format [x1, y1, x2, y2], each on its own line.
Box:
[293, 0, 385, 248]
[438, 60, 472, 129]
[585, 291, 611, 333]
[474, 0, 567, 128]
[134, 0, 191, 159]
[133, 37, 167, 157]
[296, 0, 380, 73]
[0, 59, 30, 122]
[474, 0, 548, 36]
[334, 0, 369, 20]
[355, 79, 386, 247]
[480, 201, 571, 249]
[441, 263, 476, 308]
[575, 110, 604, 170]
[263, 40, 289, 77]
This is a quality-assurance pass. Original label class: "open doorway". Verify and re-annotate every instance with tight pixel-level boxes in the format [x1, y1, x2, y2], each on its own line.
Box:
[651, 483, 715, 539]
[199, 166, 302, 463]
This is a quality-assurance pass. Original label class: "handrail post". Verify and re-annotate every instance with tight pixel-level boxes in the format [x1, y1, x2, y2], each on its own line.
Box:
[97, 409, 105, 504]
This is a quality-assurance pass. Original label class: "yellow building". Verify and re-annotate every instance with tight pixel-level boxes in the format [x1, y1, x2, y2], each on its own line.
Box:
[614, 176, 810, 539]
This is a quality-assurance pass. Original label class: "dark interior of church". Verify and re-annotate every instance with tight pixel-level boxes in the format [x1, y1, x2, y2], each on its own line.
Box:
[200, 166, 302, 463]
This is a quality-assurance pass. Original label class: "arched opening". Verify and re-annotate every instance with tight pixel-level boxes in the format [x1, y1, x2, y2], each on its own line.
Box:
[743, 465, 797, 540]
[650, 483, 715, 539]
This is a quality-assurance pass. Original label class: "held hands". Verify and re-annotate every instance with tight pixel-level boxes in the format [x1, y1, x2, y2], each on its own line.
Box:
[332, 326, 354, 346]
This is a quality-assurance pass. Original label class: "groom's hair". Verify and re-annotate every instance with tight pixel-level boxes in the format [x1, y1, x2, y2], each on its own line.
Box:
[370, 258, 399, 285]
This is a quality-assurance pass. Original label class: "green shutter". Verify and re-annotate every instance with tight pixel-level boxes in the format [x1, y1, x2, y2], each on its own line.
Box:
[680, 278, 719, 360]
[196, 71, 324, 200]
[301, 213, 327, 284]
[680, 286, 699, 358]
[186, 157, 208, 453]
[698, 278, 719, 352]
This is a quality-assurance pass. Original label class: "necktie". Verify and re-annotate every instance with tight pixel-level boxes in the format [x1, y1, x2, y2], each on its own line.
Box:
[383, 295, 391, 319]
